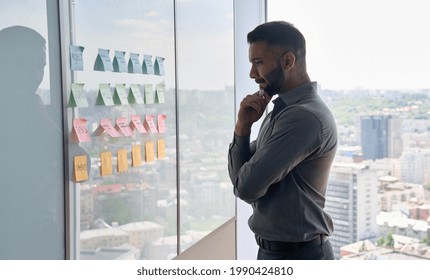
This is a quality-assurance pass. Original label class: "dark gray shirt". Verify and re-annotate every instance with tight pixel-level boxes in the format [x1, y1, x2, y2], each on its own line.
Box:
[228, 82, 337, 242]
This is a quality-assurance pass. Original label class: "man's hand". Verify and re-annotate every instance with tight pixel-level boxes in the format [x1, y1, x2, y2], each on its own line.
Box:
[235, 91, 271, 136]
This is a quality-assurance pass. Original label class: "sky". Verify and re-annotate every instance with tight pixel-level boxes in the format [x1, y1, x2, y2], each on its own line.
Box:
[268, 0, 430, 90]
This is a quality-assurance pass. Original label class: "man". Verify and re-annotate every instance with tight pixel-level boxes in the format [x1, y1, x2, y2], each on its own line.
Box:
[228, 21, 337, 260]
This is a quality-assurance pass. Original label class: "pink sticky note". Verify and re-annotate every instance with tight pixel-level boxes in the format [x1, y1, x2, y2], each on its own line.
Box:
[144, 114, 158, 133]
[100, 118, 121, 137]
[130, 115, 147, 133]
[72, 118, 91, 142]
[115, 117, 133, 136]
[157, 114, 167, 133]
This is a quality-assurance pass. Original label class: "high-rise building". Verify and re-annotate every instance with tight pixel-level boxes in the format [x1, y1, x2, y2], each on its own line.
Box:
[360, 115, 402, 160]
[326, 163, 379, 259]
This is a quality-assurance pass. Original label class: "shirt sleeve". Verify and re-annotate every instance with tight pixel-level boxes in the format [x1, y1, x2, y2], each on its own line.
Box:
[232, 109, 322, 203]
[228, 133, 255, 185]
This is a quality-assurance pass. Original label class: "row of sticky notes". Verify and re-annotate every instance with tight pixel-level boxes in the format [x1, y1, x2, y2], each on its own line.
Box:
[72, 115, 166, 143]
[70, 45, 165, 75]
[69, 83, 165, 107]
[73, 140, 166, 182]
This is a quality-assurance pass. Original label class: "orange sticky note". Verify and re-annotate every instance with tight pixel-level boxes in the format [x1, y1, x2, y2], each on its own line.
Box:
[132, 144, 142, 167]
[73, 155, 88, 182]
[72, 118, 91, 143]
[117, 149, 128, 173]
[100, 151, 113, 176]
[157, 114, 167, 133]
[145, 141, 155, 162]
[157, 139, 165, 159]
[129, 115, 147, 133]
[115, 117, 133, 136]
[144, 115, 158, 133]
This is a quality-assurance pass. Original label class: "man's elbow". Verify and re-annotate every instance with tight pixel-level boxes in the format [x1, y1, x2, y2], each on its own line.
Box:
[234, 186, 257, 204]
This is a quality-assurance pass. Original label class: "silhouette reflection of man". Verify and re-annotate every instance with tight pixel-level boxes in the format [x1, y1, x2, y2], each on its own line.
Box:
[0, 26, 64, 259]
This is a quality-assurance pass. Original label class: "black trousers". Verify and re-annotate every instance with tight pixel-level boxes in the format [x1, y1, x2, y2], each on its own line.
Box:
[257, 239, 335, 260]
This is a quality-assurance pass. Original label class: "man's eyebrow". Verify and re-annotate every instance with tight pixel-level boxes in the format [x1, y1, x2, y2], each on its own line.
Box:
[249, 56, 263, 62]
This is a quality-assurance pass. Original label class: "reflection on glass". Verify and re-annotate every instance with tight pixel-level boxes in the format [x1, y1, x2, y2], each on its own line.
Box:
[72, 0, 176, 260]
[176, 0, 236, 252]
[0, 2, 65, 259]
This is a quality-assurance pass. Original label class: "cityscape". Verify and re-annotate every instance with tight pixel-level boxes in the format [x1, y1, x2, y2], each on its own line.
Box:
[321, 86, 430, 259]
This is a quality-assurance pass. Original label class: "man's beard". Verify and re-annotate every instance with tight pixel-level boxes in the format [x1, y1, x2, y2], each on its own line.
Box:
[261, 63, 284, 96]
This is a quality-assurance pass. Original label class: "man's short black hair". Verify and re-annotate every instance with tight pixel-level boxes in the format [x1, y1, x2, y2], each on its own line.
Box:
[247, 21, 306, 64]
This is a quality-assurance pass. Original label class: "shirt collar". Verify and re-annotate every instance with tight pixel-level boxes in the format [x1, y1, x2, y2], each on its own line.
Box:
[274, 81, 318, 108]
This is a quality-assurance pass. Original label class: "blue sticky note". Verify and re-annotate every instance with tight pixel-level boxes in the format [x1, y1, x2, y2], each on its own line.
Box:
[94, 48, 113, 72]
[113, 51, 127, 73]
[142, 54, 154, 75]
[128, 53, 142, 74]
[70, 45, 84, 71]
[154, 56, 165, 76]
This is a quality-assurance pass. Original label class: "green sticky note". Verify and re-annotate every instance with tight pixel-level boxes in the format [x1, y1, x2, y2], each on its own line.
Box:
[113, 83, 129, 105]
[68, 83, 88, 107]
[144, 84, 154, 104]
[96, 83, 114, 106]
[128, 84, 144, 104]
[142, 54, 154, 75]
[155, 82, 166, 104]
[94, 48, 113, 72]
[154, 56, 165, 76]
[113, 50, 127, 73]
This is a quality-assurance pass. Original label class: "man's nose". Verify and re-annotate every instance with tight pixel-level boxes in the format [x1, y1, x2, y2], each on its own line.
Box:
[249, 64, 257, 79]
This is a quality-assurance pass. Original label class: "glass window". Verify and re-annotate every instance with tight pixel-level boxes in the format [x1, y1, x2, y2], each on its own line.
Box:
[70, 0, 177, 260]
[268, 0, 430, 260]
[0, 1, 65, 259]
[175, 0, 236, 252]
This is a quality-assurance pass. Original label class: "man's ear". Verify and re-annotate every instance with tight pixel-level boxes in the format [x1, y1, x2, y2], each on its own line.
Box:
[283, 52, 296, 71]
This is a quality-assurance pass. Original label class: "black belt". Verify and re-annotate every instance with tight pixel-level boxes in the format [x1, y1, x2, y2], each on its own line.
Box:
[255, 235, 328, 251]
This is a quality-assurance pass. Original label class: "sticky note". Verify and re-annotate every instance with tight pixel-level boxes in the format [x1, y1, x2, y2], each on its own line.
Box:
[157, 139, 165, 159]
[145, 141, 155, 162]
[70, 45, 84, 71]
[142, 54, 154, 74]
[100, 151, 113, 176]
[113, 50, 127, 72]
[128, 84, 144, 104]
[129, 115, 147, 133]
[154, 56, 165, 76]
[144, 115, 158, 133]
[144, 84, 154, 104]
[132, 144, 142, 167]
[113, 83, 129, 105]
[94, 48, 113, 72]
[92, 118, 121, 137]
[73, 155, 88, 182]
[68, 83, 89, 107]
[128, 52, 142, 74]
[96, 83, 114, 106]
[71, 118, 91, 143]
[157, 114, 167, 133]
[155, 82, 166, 104]
[117, 149, 128, 173]
[115, 117, 133, 136]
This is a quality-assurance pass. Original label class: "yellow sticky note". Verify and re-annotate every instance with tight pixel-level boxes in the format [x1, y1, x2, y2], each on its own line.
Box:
[117, 149, 128, 173]
[73, 155, 88, 182]
[100, 151, 113, 176]
[132, 144, 142, 167]
[157, 139, 165, 159]
[145, 141, 155, 162]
